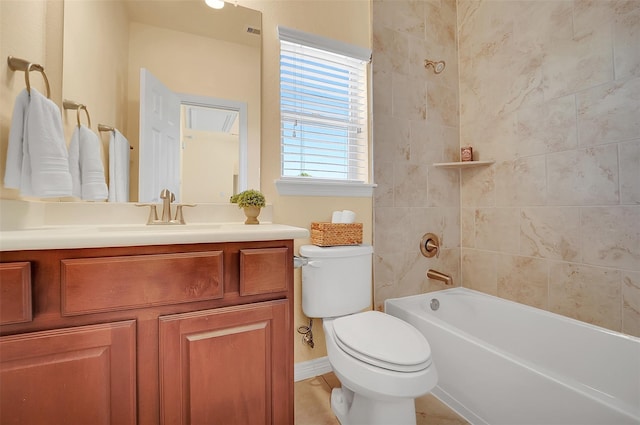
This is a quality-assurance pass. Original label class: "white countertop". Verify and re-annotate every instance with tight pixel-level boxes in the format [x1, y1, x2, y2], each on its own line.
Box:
[0, 200, 309, 251]
[0, 223, 309, 251]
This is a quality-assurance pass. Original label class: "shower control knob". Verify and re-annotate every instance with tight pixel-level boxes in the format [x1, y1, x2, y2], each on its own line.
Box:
[420, 233, 440, 258]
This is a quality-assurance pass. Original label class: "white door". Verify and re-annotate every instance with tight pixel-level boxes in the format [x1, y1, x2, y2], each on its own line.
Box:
[139, 68, 181, 202]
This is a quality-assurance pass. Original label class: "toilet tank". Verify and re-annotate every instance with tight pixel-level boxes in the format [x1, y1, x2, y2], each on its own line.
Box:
[299, 244, 373, 318]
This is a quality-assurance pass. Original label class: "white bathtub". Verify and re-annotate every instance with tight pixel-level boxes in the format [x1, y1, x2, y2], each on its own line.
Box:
[385, 288, 640, 425]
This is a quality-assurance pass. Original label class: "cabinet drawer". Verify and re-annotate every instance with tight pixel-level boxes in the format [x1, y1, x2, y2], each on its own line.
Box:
[61, 251, 223, 315]
[0, 262, 32, 325]
[239, 248, 288, 296]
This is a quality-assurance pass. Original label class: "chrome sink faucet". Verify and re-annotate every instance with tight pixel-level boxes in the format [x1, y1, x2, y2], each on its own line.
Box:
[136, 189, 195, 225]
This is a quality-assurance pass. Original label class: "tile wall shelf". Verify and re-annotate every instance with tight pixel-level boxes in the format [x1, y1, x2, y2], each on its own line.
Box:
[433, 160, 495, 169]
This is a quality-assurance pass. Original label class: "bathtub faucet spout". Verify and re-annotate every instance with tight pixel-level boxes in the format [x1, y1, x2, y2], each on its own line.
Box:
[426, 269, 453, 286]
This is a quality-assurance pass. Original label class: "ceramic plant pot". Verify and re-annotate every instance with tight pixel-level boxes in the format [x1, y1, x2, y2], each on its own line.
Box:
[243, 206, 261, 225]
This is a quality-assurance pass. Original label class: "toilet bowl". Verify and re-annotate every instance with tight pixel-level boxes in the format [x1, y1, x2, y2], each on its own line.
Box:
[323, 312, 437, 425]
[299, 244, 438, 425]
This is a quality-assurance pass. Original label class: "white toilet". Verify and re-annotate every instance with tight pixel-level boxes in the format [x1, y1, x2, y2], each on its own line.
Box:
[299, 244, 438, 425]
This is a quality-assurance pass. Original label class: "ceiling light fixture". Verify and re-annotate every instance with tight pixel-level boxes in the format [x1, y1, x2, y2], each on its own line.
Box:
[205, 0, 225, 9]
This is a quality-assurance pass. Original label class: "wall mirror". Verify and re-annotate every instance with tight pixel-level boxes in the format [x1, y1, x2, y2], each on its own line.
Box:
[62, 0, 261, 203]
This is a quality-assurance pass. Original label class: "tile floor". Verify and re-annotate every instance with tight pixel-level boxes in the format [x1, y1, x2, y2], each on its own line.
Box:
[294, 373, 469, 425]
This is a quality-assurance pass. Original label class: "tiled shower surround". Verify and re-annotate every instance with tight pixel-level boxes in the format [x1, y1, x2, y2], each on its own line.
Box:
[372, 0, 640, 338]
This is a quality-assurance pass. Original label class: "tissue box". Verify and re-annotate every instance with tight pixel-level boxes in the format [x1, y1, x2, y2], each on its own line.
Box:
[311, 222, 363, 246]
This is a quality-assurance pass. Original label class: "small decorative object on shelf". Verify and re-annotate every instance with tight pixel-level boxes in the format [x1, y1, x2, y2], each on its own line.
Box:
[230, 189, 266, 225]
[461, 146, 473, 162]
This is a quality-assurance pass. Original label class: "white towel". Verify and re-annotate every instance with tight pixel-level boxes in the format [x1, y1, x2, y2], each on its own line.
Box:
[4, 89, 29, 190]
[4, 88, 72, 197]
[68, 125, 108, 201]
[108, 129, 130, 202]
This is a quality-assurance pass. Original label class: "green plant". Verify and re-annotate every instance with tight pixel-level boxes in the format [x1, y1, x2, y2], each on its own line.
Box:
[230, 189, 266, 208]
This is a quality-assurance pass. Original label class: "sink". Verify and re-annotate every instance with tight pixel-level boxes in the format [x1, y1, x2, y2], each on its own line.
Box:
[96, 223, 223, 232]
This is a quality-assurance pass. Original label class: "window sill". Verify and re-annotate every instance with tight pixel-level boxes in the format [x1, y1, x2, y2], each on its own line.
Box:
[275, 179, 376, 197]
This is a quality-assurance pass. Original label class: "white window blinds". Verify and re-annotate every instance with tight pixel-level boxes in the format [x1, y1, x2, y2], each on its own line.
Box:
[279, 27, 370, 183]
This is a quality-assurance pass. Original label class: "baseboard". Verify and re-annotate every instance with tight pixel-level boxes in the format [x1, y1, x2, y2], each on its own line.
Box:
[294, 356, 332, 382]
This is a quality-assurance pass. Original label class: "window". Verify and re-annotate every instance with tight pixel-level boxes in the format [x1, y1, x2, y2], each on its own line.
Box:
[277, 27, 374, 197]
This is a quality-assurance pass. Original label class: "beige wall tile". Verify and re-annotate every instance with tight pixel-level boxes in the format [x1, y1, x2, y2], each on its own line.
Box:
[375, 206, 412, 254]
[394, 164, 430, 207]
[461, 165, 495, 207]
[516, 95, 577, 157]
[374, 114, 411, 163]
[497, 254, 549, 310]
[494, 158, 546, 206]
[461, 207, 475, 248]
[581, 206, 640, 272]
[622, 271, 640, 337]
[392, 73, 427, 121]
[459, 110, 518, 162]
[373, 27, 410, 76]
[461, 248, 497, 295]
[613, 5, 640, 79]
[392, 0, 426, 40]
[372, 68, 392, 117]
[541, 26, 613, 100]
[407, 207, 460, 251]
[475, 208, 520, 254]
[577, 77, 640, 147]
[374, 252, 401, 311]
[427, 80, 459, 128]
[456, 0, 638, 338]
[373, 0, 461, 306]
[428, 166, 460, 207]
[409, 122, 460, 165]
[373, 161, 394, 208]
[549, 262, 621, 331]
[619, 140, 640, 205]
[520, 207, 581, 262]
[374, 0, 638, 339]
[547, 145, 619, 205]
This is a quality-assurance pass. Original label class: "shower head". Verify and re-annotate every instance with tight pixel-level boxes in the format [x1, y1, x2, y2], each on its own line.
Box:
[424, 59, 446, 74]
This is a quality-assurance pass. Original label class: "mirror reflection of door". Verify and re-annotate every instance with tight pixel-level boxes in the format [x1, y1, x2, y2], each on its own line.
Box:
[139, 68, 181, 203]
[180, 105, 239, 203]
[139, 69, 242, 203]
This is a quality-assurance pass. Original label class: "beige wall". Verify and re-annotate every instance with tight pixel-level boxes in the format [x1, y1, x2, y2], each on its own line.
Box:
[181, 130, 238, 203]
[62, 0, 129, 169]
[457, 0, 639, 337]
[241, 0, 373, 364]
[372, 0, 461, 309]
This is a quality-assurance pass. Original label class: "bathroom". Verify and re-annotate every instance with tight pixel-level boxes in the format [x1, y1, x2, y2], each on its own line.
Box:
[1, 0, 639, 423]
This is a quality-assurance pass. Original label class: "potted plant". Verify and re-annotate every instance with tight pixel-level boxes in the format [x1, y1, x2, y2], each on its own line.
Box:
[230, 189, 266, 224]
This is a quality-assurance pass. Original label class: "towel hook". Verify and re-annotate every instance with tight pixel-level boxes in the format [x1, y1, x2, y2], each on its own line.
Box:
[98, 124, 115, 133]
[7, 56, 51, 98]
[63, 99, 91, 128]
[98, 124, 133, 149]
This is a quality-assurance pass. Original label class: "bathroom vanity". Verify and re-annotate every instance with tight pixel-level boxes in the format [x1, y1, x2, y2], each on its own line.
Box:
[0, 218, 307, 424]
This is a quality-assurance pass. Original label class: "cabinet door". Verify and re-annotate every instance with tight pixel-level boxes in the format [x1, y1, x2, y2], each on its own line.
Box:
[159, 300, 291, 425]
[0, 320, 136, 425]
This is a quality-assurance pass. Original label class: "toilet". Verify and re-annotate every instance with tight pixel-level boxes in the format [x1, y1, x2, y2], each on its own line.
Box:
[299, 244, 438, 425]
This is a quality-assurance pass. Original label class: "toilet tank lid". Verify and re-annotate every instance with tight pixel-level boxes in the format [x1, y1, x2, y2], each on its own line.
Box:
[299, 244, 373, 258]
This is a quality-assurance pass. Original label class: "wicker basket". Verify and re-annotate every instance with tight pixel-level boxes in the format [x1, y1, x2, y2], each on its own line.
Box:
[311, 222, 363, 246]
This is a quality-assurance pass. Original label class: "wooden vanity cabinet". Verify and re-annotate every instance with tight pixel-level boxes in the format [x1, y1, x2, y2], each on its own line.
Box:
[0, 240, 294, 425]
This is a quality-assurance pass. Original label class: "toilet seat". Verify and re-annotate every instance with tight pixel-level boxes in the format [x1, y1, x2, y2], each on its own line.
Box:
[331, 311, 431, 373]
